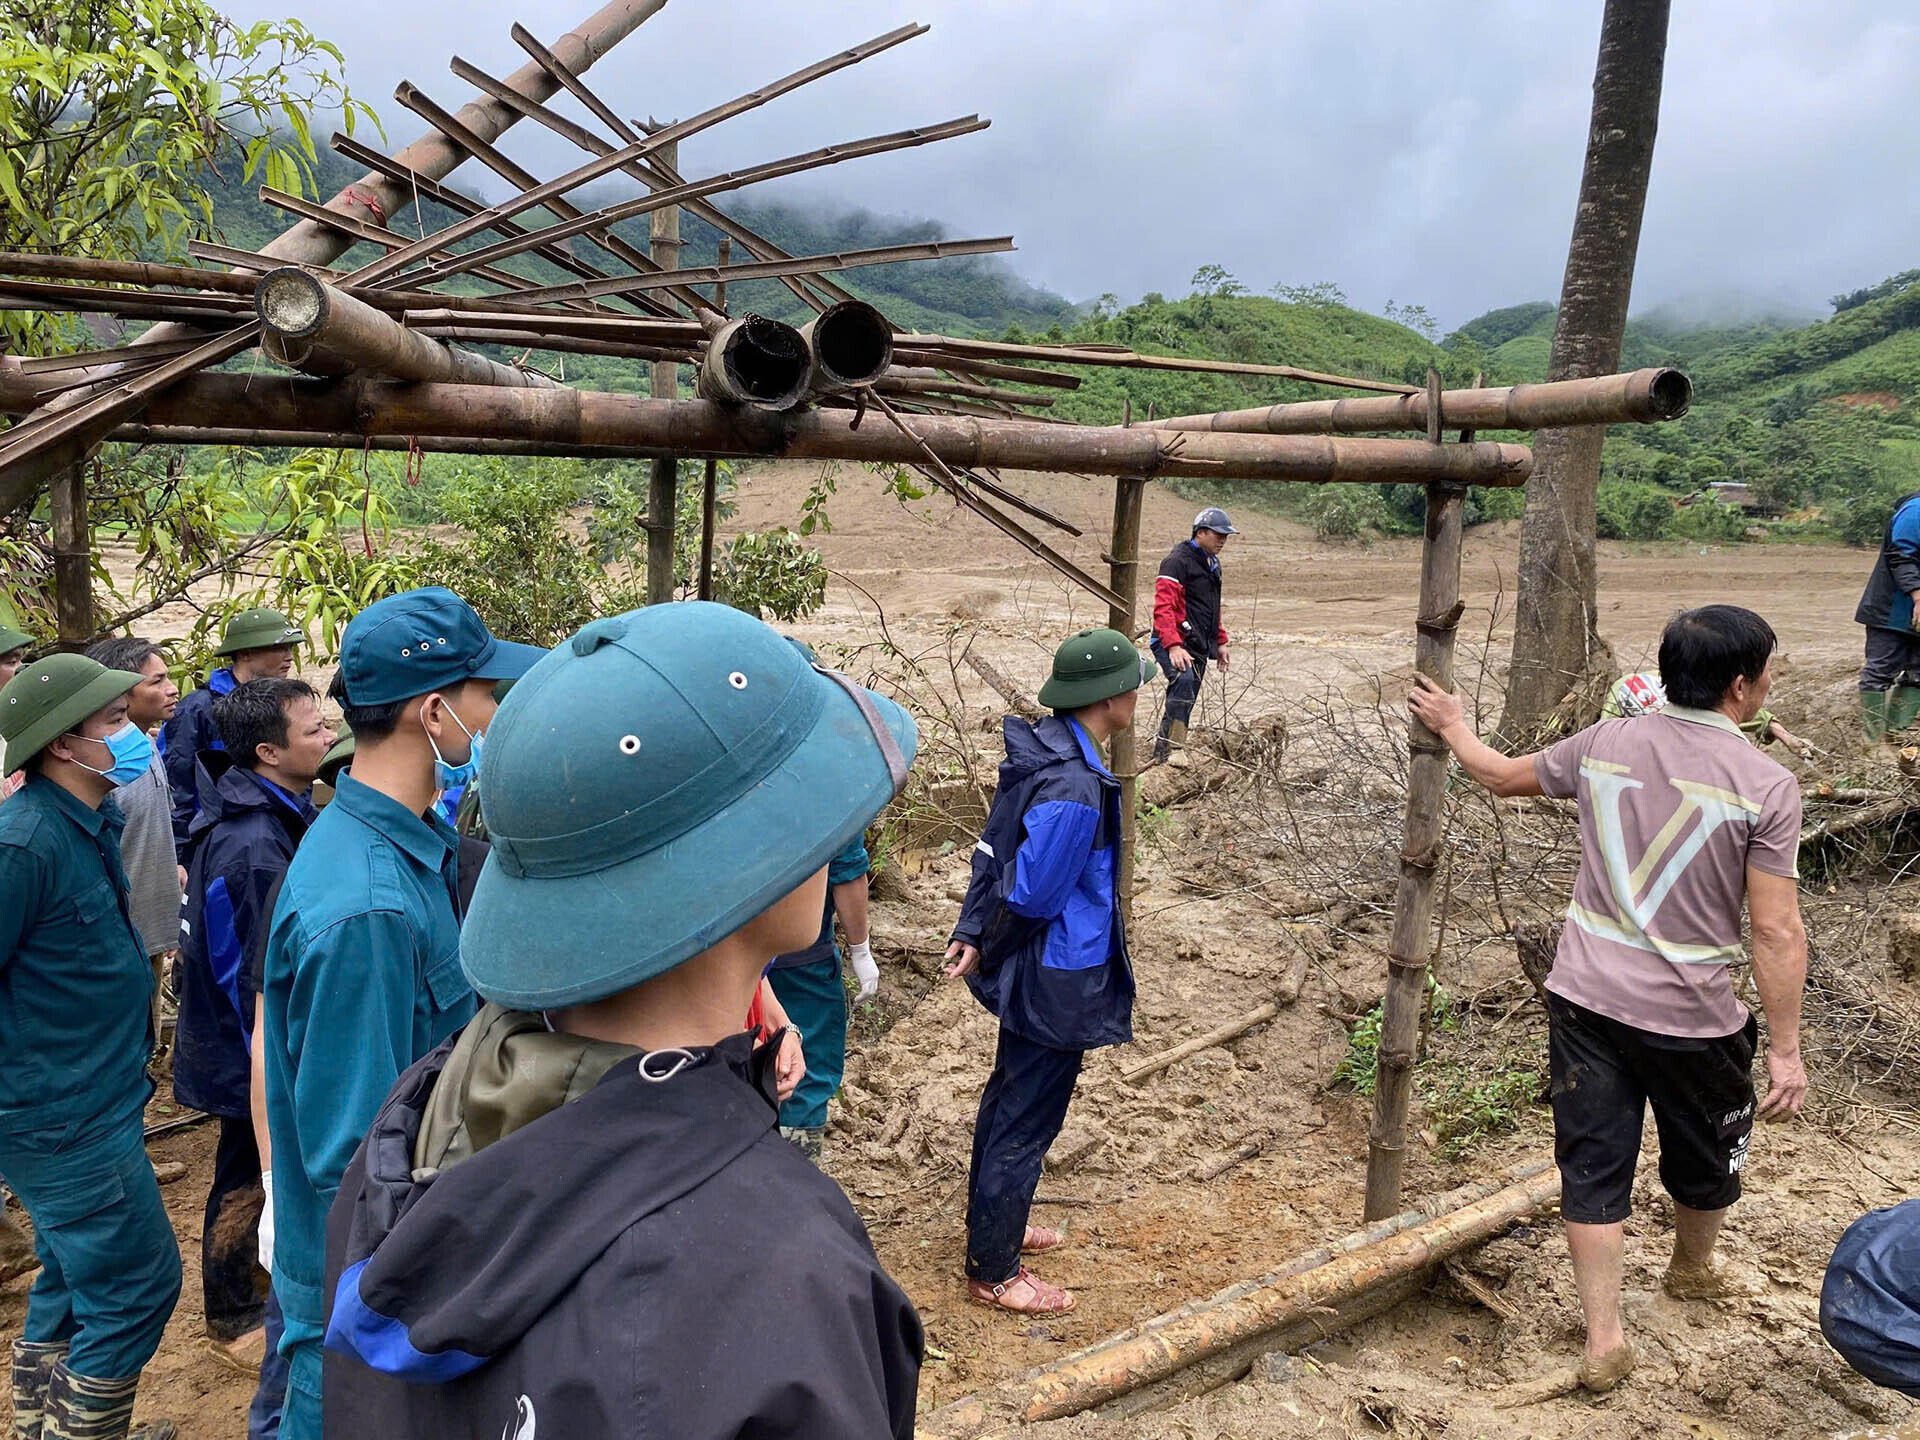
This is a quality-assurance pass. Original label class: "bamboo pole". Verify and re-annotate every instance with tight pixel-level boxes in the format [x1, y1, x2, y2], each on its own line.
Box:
[49, 458, 92, 647]
[1363, 370, 1467, 1222]
[646, 136, 682, 606]
[254, 269, 559, 388]
[1120, 999, 1283, 1086]
[696, 242, 730, 604]
[1108, 475, 1147, 929]
[446, 53, 849, 316]
[1147, 367, 1692, 435]
[0, 368, 1536, 500]
[921, 1160, 1560, 1435]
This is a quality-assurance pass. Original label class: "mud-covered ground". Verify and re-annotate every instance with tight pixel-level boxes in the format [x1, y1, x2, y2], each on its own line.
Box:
[5, 463, 1917, 1438]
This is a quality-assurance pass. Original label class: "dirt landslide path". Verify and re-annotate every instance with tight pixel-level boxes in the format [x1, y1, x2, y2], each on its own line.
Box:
[4, 463, 1913, 1438]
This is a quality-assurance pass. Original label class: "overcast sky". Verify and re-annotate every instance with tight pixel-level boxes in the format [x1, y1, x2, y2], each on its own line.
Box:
[228, 0, 1920, 328]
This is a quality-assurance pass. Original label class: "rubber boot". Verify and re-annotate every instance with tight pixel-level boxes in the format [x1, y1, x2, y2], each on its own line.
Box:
[1166, 720, 1191, 769]
[41, 1362, 175, 1440]
[1862, 689, 1890, 745]
[780, 1125, 825, 1162]
[1890, 684, 1920, 734]
[11, 1340, 68, 1440]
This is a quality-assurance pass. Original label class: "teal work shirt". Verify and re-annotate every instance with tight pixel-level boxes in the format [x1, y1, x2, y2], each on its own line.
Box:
[260, 774, 475, 1347]
[0, 779, 153, 1135]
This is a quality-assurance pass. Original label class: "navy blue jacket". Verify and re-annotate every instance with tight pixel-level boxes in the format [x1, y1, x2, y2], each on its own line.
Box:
[159, 666, 236, 846]
[1856, 494, 1920, 632]
[175, 753, 314, 1118]
[951, 715, 1134, 1051]
[1823, 1197, 1920, 1397]
[322, 1029, 922, 1438]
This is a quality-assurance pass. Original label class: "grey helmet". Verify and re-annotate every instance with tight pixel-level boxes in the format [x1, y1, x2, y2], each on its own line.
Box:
[1192, 506, 1239, 536]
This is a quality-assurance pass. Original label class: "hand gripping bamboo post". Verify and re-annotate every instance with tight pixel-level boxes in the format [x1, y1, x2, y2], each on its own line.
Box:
[1364, 368, 1467, 1221]
[1108, 474, 1147, 929]
[646, 135, 682, 606]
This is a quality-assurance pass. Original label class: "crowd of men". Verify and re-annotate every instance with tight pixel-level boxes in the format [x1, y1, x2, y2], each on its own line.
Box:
[5, 495, 1920, 1437]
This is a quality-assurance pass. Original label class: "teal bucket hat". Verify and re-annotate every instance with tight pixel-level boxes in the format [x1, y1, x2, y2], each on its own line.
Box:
[461, 601, 918, 1010]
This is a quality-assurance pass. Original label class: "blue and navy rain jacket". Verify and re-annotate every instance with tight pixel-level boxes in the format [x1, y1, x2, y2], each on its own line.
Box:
[951, 713, 1134, 1051]
[174, 751, 313, 1119]
[1855, 492, 1920, 633]
[1823, 1196, 1920, 1397]
[159, 666, 237, 846]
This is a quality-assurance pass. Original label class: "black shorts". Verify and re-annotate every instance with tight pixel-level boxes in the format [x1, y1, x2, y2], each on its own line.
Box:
[1547, 993, 1758, 1225]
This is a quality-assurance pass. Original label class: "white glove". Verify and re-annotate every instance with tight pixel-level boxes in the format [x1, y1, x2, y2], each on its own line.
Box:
[258, 1169, 275, 1272]
[849, 941, 879, 1003]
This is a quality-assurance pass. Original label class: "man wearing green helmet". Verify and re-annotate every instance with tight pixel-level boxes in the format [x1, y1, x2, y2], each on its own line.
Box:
[319, 602, 924, 1437]
[0, 655, 184, 1439]
[946, 627, 1150, 1316]
[0, 619, 34, 803]
[161, 606, 305, 846]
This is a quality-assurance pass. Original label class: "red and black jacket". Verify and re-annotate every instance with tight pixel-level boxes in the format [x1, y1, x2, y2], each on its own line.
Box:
[1152, 539, 1228, 659]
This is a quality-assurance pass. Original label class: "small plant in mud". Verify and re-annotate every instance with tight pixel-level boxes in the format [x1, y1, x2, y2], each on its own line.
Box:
[1418, 1063, 1546, 1159]
[1333, 976, 1454, 1097]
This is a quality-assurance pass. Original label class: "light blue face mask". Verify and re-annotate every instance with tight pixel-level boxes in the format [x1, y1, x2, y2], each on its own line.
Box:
[66, 721, 154, 787]
[425, 698, 484, 792]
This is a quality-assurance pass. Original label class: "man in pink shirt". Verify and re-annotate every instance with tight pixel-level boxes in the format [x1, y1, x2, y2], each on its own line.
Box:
[1409, 604, 1808, 1394]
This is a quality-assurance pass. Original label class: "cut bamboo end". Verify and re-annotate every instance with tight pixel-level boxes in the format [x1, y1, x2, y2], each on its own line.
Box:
[802, 298, 894, 393]
[698, 313, 810, 409]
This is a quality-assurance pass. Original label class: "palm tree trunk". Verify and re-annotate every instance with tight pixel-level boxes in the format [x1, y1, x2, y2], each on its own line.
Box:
[1498, 0, 1671, 744]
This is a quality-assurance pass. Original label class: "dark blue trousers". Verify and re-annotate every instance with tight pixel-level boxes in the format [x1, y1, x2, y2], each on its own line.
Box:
[249, 1288, 289, 1439]
[1151, 643, 1208, 738]
[964, 1028, 1083, 1283]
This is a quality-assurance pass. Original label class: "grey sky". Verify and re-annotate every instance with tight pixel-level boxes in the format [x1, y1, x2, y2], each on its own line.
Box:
[229, 0, 1920, 328]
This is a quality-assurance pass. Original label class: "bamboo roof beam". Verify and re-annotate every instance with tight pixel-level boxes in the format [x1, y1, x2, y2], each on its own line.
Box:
[896, 334, 1422, 389]
[254, 268, 560, 388]
[447, 55, 851, 315]
[388, 83, 692, 318]
[1148, 367, 1693, 434]
[348, 24, 933, 290]
[0, 364, 1536, 490]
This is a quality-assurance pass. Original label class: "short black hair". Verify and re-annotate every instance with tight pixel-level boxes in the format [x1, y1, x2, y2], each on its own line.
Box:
[215, 678, 319, 768]
[327, 669, 407, 742]
[85, 635, 163, 676]
[1658, 605, 1777, 709]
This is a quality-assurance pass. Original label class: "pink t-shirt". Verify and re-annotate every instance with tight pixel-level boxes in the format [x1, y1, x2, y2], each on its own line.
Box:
[1533, 707, 1801, 1038]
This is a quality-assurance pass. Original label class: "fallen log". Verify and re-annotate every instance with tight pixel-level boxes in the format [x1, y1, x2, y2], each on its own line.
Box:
[1800, 797, 1920, 850]
[1121, 998, 1287, 1086]
[920, 1159, 1558, 1436]
[962, 647, 1042, 719]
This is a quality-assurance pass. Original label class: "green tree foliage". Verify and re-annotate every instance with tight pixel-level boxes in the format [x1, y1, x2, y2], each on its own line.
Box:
[0, 0, 374, 352]
[712, 530, 827, 621]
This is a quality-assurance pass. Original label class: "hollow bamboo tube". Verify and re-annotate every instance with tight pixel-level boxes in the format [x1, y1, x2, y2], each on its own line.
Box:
[0, 365, 1536, 490]
[254, 269, 558, 388]
[1365, 375, 1468, 1221]
[1149, 367, 1692, 435]
[921, 1161, 1559, 1434]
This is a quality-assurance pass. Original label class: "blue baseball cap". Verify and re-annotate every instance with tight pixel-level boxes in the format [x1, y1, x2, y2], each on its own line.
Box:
[336, 587, 545, 707]
[460, 602, 918, 1010]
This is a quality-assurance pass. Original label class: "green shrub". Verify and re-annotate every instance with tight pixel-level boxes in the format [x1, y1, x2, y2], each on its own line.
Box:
[1300, 486, 1405, 540]
[713, 528, 828, 621]
[1596, 482, 1676, 540]
[1419, 1064, 1546, 1159]
[1664, 496, 1748, 543]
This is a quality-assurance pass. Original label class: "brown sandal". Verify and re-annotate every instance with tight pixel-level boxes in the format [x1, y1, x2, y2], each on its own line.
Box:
[967, 1266, 1076, 1315]
[1021, 1225, 1064, 1254]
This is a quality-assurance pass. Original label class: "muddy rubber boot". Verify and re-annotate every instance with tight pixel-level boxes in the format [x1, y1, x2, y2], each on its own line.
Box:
[1166, 720, 1191, 769]
[41, 1362, 175, 1440]
[1576, 1340, 1635, 1394]
[780, 1126, 824, 1162]
[1862, 689, 1891, 744]
[11, 1340, 68, 1440]
[1890, 684, 1920, 734]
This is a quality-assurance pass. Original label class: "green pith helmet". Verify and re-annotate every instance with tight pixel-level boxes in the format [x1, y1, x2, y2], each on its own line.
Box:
[317, 724, 354, 790]
[1036, 627, 1153, 711]
[216, 607, 304, 657]
[0, 623, 31, 656]
[0, 654, 141, 775]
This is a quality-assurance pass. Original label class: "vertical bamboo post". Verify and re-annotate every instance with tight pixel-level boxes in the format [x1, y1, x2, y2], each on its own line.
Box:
[697, 236, 730, 603]
[50, 457, 92, 648]
[645, 133, 681, 604]
[1108, 475, 1147, 929]
[1364, 368, 1465, 1221]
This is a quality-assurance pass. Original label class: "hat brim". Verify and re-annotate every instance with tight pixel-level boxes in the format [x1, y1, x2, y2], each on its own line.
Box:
[471, 637, 548, 685]
[4, 667, 141, 775]
[1037, 656, 1153, 712]
[0, 627, 31, 655]
[215, 627, 303, 656]
[459, 673, 918, 1010]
